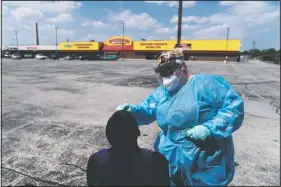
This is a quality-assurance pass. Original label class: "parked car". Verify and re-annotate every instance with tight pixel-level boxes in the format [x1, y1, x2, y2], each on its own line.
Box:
[98, 55, 107, 60]
[24, 54, 33, 59]
[79, 54, 99, 61]
[64, 54, 77, 60]
[49, 54, 59, 60]
[4, 54, 11, 58]
[11, 54, 21, 60]
[35, 54, 48, 60]
[107, 55, 118, 60]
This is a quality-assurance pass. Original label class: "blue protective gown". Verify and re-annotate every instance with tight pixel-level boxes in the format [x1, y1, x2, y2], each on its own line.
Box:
[130, 74, 244, 186]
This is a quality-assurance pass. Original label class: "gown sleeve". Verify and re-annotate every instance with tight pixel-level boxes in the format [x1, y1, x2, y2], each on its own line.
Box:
[199, 75, 244, 140]
[132, 86, 166, 126]
[87, 154, 100, 186]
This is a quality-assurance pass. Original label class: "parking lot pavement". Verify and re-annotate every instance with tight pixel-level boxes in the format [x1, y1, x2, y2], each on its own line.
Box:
[1, 59, 280, 186]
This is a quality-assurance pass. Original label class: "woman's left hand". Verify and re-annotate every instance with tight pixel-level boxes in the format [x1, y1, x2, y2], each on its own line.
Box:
[186, 125, 211, 141]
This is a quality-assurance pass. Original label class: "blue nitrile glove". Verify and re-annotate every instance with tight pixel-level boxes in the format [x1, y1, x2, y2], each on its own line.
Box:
[186, 125, 211, 141]
[116, 103, 137, 113]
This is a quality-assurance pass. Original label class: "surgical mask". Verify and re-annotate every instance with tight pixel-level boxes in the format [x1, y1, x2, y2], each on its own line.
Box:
[163, 74, 181, 91]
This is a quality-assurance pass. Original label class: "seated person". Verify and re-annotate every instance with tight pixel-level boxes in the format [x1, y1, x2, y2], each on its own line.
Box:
[87, 110, 170, 186]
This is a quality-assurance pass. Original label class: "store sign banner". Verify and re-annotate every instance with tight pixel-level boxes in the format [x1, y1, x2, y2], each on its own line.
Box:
[140, 42, 170, 49]
[26, 46, 38, 50]
[60, 42, 100, 50]
[105, 36, 132, 46]
[134, 41, 176, 51]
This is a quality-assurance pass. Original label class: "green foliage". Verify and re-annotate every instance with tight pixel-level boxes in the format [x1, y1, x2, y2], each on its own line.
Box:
[241, 48, 280, 56]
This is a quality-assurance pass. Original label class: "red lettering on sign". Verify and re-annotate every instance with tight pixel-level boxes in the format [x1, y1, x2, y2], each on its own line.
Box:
[109, 38, 130, 44]
[26, 47, 38, 50]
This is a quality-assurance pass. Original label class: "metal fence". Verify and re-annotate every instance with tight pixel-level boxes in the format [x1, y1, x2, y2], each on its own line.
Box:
[259, 54, 280, 64]
[240, 54, 280, 64]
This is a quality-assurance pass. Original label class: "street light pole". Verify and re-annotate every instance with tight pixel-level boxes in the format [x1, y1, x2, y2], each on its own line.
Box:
[226, 27, 230, 51]
[122, 22, 125, 60]
[177, 0, 183, 47]
[15, 30, 19, 53]
[54, 26, 59, 54]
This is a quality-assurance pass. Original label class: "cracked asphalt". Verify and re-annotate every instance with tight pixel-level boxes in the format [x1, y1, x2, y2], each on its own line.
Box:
[1, 59, 280, 186]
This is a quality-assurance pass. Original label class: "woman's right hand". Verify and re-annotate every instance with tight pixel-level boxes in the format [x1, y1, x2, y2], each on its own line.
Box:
[116, 103, 137, 113]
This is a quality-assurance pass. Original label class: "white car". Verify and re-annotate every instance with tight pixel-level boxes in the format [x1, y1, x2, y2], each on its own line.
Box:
[35, 54, 48, 60]
[11, 54, 21, 60]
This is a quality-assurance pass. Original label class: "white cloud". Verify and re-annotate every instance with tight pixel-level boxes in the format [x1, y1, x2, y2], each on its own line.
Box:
[92, 21, 108, 28]
[219, 1, 238, 6]
[58, 28, 76, 37]
[11, 7, 44, 22]
[108, 10, 161, 30]
[4, 1, 82, 14]
[187, 1, 279, 40]
[47, 13, 73, 24]
[82, 20, 109, 28]
[2, 5, 10, 16]
[82, 21, 90, 26]
[155, 27, 174, 34]
[256, 28, 270, 34]
[170, 15, 209, 23]
[81, 33, 109, 42]
[193, 24, 229, 39]
[210, 1, 279, 28]
[145, 1, 196, 8]
[182, 24, 199, 30]
[154, 23, 198, 34]
[2, 1, 83, 45]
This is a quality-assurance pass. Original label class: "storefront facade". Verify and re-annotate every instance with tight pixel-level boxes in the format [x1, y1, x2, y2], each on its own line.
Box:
[2, 45, 58, 57]
[2, 38, 240, 61]
[102, 36, 134, 58]
[59, 41, 103, 56]
[133, 39, 240, 61]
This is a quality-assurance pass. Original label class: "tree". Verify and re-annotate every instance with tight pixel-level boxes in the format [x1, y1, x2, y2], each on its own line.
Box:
[249, 49, 261, 56]
[241, 50, 249, 54]
[140, 38, 146, 41]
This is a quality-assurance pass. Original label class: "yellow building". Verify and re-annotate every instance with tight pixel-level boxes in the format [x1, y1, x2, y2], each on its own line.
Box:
[181, 39, 240, 51]
[57, 37, 240, 61]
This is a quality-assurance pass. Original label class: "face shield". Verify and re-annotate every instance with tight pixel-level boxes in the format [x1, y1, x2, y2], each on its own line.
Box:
[154, 57, 185, 86]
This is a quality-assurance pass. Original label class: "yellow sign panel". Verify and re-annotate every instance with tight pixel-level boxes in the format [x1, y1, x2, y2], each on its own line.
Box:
[105, 36, 132, 46]
[133, 41, 177, 51]
[59, 42, 102, 51]
[134, 40, 240, 51]
[181, 40, 240, 51]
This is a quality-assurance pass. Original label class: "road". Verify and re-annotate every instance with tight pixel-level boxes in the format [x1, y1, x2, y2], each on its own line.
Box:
[1, 59, 280, 186]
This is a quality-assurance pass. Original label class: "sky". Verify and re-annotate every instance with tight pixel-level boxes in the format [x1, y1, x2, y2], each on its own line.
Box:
[1, 1, 280, 50]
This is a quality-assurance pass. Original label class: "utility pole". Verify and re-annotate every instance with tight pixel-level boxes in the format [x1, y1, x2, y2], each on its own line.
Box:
[15, 30, 19, 53]
[122, 22, 125, 60]
[54, 26, 59, 54]
[35, 23, 39, 45]
[252, 41, 256, 49]
[177, 0, 183, 47]
[226, 27, 230, 51]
